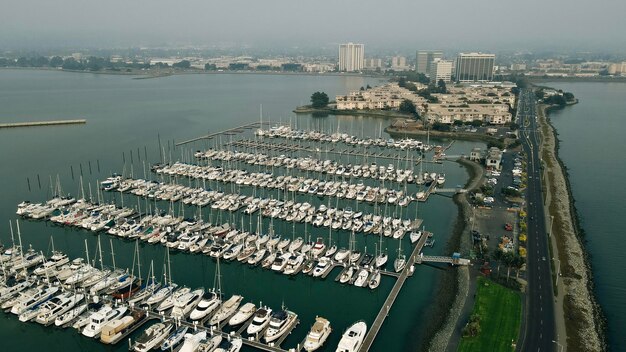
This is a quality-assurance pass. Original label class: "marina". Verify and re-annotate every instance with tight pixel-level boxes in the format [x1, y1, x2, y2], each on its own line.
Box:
[0, 70, 478, 352]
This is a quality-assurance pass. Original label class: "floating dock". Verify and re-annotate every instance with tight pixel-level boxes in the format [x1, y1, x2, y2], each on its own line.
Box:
[176, 122, 268, 146]
[0, 119, 86, 129]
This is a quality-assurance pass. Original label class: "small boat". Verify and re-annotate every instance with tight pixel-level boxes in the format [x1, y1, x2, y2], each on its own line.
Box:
[336, 321, 367, 352]
[312, 257, 332, 278]
[160, 325, 188, 351]
[214, 338, 243, 352]
[82, 305, 128, 338]
[71, 302, 104, 330]
[374, 252, 388, 269]
[179, 330, 207, 352]
[55, 302, 87, 327]
[209, 294, 243, 326]
[394, 254, 406, 273]
[246, 306, 272, 335]
[228, 302, 256, 326]
[100, 310, 146, 344]
[353, 269, 369, 287]
[339, 266, 355, 284]
[189, 291, 220, 321]
[198, 335, 222, 352]
[409, 231, 422, 244]
[171, 288, 204, 319]
[133, 321, 174, 352]
[35, 292, 84, 325]
[368, 270, 381, 289]
[264, 309, 297, 343]
[334, 248, 349, 262]
[157, 287, 191, 312]
[303, 316, 332, 351]
[144, 283, 178, 307]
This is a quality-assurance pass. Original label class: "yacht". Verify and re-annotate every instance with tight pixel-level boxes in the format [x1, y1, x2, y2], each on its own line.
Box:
[261, 252, 277, 269]
[409, 231, 422, 244]
[198, 335, 222, 352]
[339, 266, 355, 284]
[336, 321, 367, 352]
[1, 284, 41, 310]
[35, 292, 84, 325]
[82, 305, 128, 338]
[54, 302, 87, 327]
[71, 302, 104, 330]
[144, 283, 177, 307]
[11, 285, 59, 315]
[179, 330, 207, 352]
[283, 254, 305, 275]
[209, 294, 243, 326]
[89, 269, 127, 295]
[393, 254, 406, 273]
[157, 287, 191, 312]
[228, 302, 256, 326]
[368, 270, 381, 290]
[264, 309, 297, 343]
[214, 338, 243, 352]
[334, 248, 349, 262]
[353, 268, 370, 287]
[310, 238, 326, 257]
[303, 316, 332, 352]
[160, 325, 188, 351]
[189, 291, 220, 321]
[33, 252, 69, 276]
[171, 288, 204, 319]
[132, 322, 174, 352]
[312, 257, 332, 278]
[246, 306, 272, 335]
[271, 252, 290, 272]
[247, 248, 267, 266]
[100, 310, 146, 344]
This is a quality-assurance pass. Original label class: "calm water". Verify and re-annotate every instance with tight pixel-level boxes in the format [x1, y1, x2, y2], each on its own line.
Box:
[546, 82, 626, 350]
[0, 69, 483, 351]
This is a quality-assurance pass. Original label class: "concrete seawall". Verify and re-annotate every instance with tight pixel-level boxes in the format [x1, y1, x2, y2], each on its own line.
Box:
[0, 119, 86, 129]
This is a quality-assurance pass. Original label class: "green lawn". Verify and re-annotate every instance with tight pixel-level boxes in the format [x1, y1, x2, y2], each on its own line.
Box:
[458, 276, 522, 352]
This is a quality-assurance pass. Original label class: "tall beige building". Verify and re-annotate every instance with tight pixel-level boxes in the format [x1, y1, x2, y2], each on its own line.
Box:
[429, 59, 453, 83]
[416, 50, 443, 75]
[455, 53, 495, 82]
[339, 43, 365, 72]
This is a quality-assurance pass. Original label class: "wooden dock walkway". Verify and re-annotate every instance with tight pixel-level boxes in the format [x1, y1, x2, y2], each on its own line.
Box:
[358, 233, 429, 351]
[176, 122, 268, 146]
[0, 119, 86, 129]
[228, 139, 422, 165]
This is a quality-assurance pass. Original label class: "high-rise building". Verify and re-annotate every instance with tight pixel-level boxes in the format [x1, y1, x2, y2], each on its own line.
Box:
[391, 56, 408, 70]
[455, 53, 496, 82]
[365, 58, 383, 69]
[429, 59, 453, 83]
[339, 43, 365, 72]
[416, 50, 443, 75]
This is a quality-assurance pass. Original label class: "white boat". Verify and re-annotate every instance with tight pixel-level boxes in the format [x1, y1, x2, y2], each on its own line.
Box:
[71, 302, 105, 330]
[35, 292, 84, 325]
[264, 309, 297, 343]
[133, 322, 174, 352]
[89, 269, 127, 295]
[409, 231, 422, 244]
[374, 252, 388, 269]
[54, 302, 87, 327]
[171, 288, 204, 319]
[179, 330, 207, 352]
[100, 310, 146, 344]
[339, 266, 355, 284]
[303, 316, 332, 351]
[157, 287, 191, 312]
[283, 254, 305, 275]
[368, 271, 381, 289]
[353, 269, 369, 287]
[334, 248, 349, 262]
[246, 306, 272, 335]
[228, 302, 256, 326]
[394, 254, 406, 273]
[247, 248, 267, 266]
[312, 257, 332, 278]
[144, 283, 177, 307]
[209, 294, 243, 326]
[189, 291, 221, 321]
[198, 335, 222, 352]
[160, 325, 188, 351]
[271, 252, 290, 272]
[82, 305, 128, 338]
[336, 321, 367, 352]
[33, 252, 69, 276]
[214, 338, 242, 352]
[11, 285, 59, 315]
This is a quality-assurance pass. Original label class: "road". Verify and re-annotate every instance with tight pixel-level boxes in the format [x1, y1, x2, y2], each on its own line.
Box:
[517, 88, 556, 352]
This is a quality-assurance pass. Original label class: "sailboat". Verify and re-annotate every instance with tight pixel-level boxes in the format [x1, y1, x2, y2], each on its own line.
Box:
[393, 237, 406, 273]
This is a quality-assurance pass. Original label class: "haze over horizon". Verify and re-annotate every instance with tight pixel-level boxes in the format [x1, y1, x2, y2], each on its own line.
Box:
[1, 0, 625, 53]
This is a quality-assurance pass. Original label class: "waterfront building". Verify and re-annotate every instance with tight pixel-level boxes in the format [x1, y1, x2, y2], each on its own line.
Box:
[391, 56, 408, 71]
[469, 148, 483, 162]
[429, 59, 453, 83]
[486, 147, 503, 170]
[365, 58, 383, 70]
[335, 83, 425, 110]
[455, 53, 496, 82]
[426, 104, 512, 125]
[338, 43, 365, 72]
[416, 50, 443, 75]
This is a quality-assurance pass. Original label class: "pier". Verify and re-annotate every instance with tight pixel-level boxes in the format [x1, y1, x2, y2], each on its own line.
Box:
[227, 139, 423, 164]
[176, 122, 268, 146]
[0, 119, 86, 129]
[359, 233, 429, 351]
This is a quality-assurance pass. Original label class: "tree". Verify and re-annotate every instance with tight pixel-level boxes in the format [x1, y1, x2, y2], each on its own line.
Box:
[508, 122, 520, 131]
[399, 99, 416, 114]
[49, 56, 63, 67]
[398, 77, 406, 88]
[204, 63, 217, 70]
[310, 92, 329, 109]
[437, 79, 447, 93]
[172, 60, 191, 69]
[432, 122, 451, 132]
[563, 92, 575, 102]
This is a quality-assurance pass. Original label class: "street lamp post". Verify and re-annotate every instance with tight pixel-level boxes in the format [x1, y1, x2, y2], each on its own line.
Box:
[553, 257, 561, 286]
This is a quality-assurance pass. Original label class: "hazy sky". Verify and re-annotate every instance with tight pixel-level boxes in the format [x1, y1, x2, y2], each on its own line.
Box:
[1, 0, 625, 52]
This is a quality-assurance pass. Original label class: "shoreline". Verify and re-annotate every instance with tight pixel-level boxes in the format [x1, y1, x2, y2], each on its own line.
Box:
[537, 103, 606, 351]
[293, 106, 412, 119]
[385, 126, 501, 144]
[424, 158, 484, 352]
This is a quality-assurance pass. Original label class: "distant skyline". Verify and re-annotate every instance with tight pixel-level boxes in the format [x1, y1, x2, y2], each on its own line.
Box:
[1, 0, 626, 53]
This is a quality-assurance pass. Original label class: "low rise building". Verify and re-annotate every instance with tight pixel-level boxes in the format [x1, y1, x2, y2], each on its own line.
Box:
[469, 147, 483, 162]
[486, 147, 503, 170]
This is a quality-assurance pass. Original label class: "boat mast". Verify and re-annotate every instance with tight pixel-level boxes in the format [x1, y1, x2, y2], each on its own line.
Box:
[109, 239, 116, 271]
